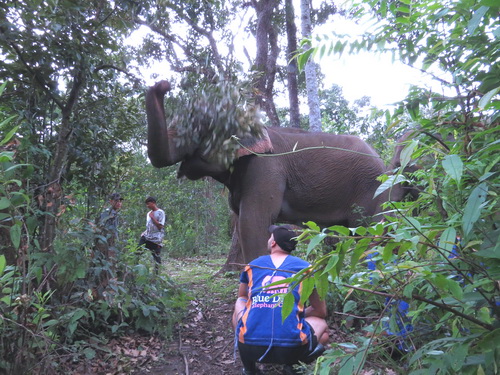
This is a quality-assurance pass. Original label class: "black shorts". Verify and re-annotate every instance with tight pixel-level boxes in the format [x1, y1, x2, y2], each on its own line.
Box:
[238, 323, 318, 365]
[138, 236, 162, 251]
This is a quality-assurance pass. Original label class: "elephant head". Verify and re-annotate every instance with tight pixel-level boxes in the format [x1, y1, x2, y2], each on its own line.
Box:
[146, 80, 273, 182]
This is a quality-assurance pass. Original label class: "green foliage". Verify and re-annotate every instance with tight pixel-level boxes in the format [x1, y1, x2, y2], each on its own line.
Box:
[291, 1, 500, 373]
[0, 81, 195, 373]
[166, 77, 266, 167]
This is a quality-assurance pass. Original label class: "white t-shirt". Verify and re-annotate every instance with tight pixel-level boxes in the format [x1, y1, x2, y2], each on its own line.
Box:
[141, 209, 166, 245]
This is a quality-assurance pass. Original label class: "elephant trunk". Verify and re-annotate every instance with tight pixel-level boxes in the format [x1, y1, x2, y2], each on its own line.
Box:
[146, 80, 184, 167]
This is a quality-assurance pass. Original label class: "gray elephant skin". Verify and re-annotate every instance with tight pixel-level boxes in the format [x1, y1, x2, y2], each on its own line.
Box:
[146, 80, 413, 263]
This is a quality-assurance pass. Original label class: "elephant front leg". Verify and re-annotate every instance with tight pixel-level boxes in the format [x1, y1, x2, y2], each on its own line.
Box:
[237, 199, 281, 263]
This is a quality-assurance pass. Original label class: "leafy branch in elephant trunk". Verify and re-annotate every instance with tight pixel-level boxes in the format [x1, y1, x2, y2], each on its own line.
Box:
[167, 78, 266, 167]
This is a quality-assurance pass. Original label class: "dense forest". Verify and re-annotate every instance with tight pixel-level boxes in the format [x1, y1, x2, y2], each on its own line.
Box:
[0, 0, 499, 374]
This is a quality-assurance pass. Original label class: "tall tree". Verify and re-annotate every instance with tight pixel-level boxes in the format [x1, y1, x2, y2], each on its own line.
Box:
[300, 0, 322, 132]
[251, 0, 281, 127]
[0, 0, 140, 254]
[285, 0, 301, 128]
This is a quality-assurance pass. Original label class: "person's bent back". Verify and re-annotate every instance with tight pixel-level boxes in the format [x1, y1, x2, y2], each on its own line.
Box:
[232, 225, 329, 375]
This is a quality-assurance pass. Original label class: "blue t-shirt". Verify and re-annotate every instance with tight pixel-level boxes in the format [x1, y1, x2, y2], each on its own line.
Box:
[236, 254, 312, 347]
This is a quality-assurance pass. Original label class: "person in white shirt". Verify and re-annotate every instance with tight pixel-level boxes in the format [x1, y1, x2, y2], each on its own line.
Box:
[138, 196, 166, 274]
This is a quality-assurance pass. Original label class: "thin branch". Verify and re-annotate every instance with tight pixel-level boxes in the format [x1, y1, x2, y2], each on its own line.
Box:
[4, 40, 63, 108]
[342, 283, 494, 331]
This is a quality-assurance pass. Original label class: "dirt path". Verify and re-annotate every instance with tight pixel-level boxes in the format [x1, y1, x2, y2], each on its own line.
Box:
[67, 257, 396, 374]
[148, 257, 296, 375]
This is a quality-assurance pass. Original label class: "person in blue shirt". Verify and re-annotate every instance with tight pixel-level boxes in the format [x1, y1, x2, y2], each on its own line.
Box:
[232, 225, 329, 375]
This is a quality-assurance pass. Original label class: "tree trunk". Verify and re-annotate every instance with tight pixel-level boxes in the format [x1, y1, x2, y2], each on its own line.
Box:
[252, 0, 281, 127]
[285, 0, 301, 128]
[300, 0, 322, 132]
[40, 69, 85, 253]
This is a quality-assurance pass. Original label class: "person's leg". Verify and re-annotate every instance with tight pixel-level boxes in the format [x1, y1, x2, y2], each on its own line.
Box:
[144, 241, 162, 274]
[305, 316, 329, 345]
[237, 343, 261, 373]
[152, 244, 161, 274]
[152, 244, 162, 265]
[137, 236, 147, 255]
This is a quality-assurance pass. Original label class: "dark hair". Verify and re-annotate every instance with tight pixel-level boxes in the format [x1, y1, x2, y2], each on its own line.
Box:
[145, 196, 157, 204]
[268, 225, 298, 252]
[109, 193, 124, 201]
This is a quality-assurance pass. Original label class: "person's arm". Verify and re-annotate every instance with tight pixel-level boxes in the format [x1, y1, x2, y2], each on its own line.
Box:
[232, 283, 249, 330]
[149, 211, 164, 230]
[305, 289, 327, 319]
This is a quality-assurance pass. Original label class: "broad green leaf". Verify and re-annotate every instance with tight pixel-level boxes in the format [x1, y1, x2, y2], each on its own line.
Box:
[70, 309, 87, 323]
[432, 274, 447, 290]
[478, 87, 500, 109]
[475, 228, 500, 259]
[383, 242, 399, 262]
[0, 197, 10, 210]
[447, 279, 464, 301]
[480, 0, 499, 6]
[304, 221, 320, 231]
[467, 6, 489, 35]
[0, 82, 7, 96]
[0, 151, 14, 162]
[10, 224, 21, 249]
[476, 328, 500, 351]
[343, 300, 357, 314]
[306, 232, 326, 255]
[282, 292, 294, 322]
[352, 226, 367, 236]
[327, 225, 350, 236]
[0, 255, 5, 275]
[400, 139, 417, 171]
[447, 344, 468, 371]
[405, 217, 421, 232]
[299, 276, 315, 305]
[323, 254, 339, 276]
[297, 49, 314, 71]
[367, 222, 385, 236]
[351, 238, 370, 268]
[0, 124, 18, 146]
[374, 174, 407, 198]
[442, 155, 463, 184]
[314, 272, 329, 299]
[403, 282, 415, 299]
[42, 319, 59, 328]
[340, 348, 367, 375]
[462, 183, 488, 236]
[440, 227, 457, 255]
[83, 347, 96, 360]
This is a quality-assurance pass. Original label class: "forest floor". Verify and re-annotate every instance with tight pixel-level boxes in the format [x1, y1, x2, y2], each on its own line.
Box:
[73, 257, 392, 375]
[145, 257, 328, 375]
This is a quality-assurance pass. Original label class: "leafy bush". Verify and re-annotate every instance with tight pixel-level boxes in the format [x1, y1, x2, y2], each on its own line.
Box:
[294, 122, 499, 374]
[0, 89, 188, 373]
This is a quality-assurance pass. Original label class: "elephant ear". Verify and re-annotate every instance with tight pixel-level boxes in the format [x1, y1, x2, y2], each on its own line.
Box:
[236, 127, 273, 158]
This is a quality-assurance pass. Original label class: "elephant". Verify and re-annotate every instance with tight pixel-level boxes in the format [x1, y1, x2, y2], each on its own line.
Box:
[146, 80, 414, 263]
